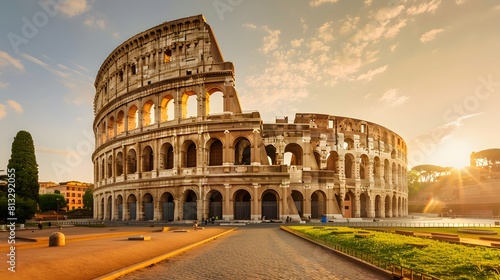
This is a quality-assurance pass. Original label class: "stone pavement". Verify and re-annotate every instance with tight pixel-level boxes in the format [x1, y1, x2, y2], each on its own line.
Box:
[120, 226, 392, 280]
[0, 225, 234, 280]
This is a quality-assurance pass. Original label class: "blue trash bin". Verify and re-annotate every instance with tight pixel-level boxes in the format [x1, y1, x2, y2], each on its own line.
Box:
[321, 215, 327, 223]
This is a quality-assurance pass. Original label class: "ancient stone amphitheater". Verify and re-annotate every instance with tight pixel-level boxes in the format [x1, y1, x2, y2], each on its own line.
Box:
[92, 15, 408, 222]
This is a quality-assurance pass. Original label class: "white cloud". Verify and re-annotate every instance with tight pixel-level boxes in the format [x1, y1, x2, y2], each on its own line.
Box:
[420, 28, 445, 43]
[309, 39, 330, 54]
[455, 0, 468, 5]
[318, 21, 334, 42]
[0, 51, 25, 72]
[259, 26, 280, 55]
[357, 65, 388, 82]
[0, 104, 6, 119]
[407, 0, 442, 16]
[58, 0, 89, 17]
[242, 23, 257, 30]
[84, 15, 105, 29]
[373, 5, 405, 23]
[309, 0, 339, 7]
[338, 16, 360, 35]
[385, 19, 407, 39]
[7, 100, 23, 113]
[389, 43, 399, 52]
[379, 89, 409, 106]
[291, 39, 304, 48]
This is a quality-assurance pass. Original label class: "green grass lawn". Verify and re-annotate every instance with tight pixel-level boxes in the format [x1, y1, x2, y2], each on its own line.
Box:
[286, 226, 500, 280]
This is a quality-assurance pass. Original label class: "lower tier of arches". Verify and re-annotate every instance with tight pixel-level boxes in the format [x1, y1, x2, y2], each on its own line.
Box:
[93, 185, 408, 221]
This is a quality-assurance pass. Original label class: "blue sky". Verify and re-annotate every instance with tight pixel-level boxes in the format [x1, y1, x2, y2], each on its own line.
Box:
[1, 0, 499, 183]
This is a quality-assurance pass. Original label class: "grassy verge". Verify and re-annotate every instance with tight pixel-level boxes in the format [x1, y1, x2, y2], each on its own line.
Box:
[286, 226, 500, 280]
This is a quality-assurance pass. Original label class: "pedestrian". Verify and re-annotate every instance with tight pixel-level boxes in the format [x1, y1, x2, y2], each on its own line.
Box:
[48, 221, 52, 228]
[38, 221, 43, 230]
[193, 221, 199, 231]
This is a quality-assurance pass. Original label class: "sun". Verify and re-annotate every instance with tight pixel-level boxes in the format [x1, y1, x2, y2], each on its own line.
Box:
[431, 139, 472, 170]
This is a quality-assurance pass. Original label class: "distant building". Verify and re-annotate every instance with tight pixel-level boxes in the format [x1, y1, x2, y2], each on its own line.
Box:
[41, 181, 93, 211]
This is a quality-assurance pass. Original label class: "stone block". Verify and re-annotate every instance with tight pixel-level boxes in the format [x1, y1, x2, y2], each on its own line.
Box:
[49, 232, 65, 247]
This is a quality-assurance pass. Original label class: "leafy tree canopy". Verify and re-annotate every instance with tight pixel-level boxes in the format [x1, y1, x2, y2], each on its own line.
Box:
[38, 193, 67, 212]
[7, 131, 39, 201]
[83, 188, 93, 211]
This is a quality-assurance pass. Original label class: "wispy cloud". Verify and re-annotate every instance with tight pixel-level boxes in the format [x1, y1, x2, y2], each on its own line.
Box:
[0, 104, 6, 119]
[242, 23, 257, 30]
[0, 51, 25, 72]
[84, 15, 105, 29]
[379, 89, 409, 107]
[7, 100, 23, 113]
[357, 65, 388, 82]
[420, 28, 445, 43]
[58, 0, 90, 17]
[259, 26, 281, 55]
[309, 0, 339, 7]
[406, 0, 442, 16]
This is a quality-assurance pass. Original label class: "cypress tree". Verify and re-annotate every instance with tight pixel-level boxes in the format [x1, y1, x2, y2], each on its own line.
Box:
[7, 130, 40, 201]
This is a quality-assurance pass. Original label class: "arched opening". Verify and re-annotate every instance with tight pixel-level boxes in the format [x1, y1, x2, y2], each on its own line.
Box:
[360, 193, 368, 217]
[360, 154, 369, 180]
[392, 162, 397, 185]
[373, 156, 381, 180]
[234, 137, 251, 165]
[142, 146, 154, 172]
[265, 145, 277, 165]
[107, 155, 113, 178]
[392, 195, 398, 217]
[208, 191, 223, 220]
[127, 194, 137, 220]
[143, 100, 155, 126]
[160, 192, 175, 221]
[100, 159, 105, 180]
[234, 189, 251, 220]
[183, 190, 197, 220]
[116, 111, 125, 135]
[343, 138, 354, 150]
[116, 152, 124, 176]
[261, 190, 279, 220]
[106, 196, 112, 220]
[284, 143, 303, 166]
[207, 90, 224, 115]
[291, 190, 304, 218]
[183, 141, 197, 167]
[326, 151, 339, 172]
[160, 143, 174, 169]
[160, 95, 174, 122]
[182, 91, 197, 118]
[107, 116, 115, 139]
[385, 195, 391, 217]
[209, 139, 223, 166]
[142, 193, 154, 220]
[127, 149, 137, 174]
[311, 191, 326, 219]
[344, 192, 353, 218]
[127, 105, 138, 130]
[375, 195, 382, 218]
[384, 159, 390, 184]
[116, 195, 123, 220]
[345, 154, 355, 179]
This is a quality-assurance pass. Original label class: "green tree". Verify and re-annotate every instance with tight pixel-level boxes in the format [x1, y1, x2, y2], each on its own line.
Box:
[83, 188, 93, 211]
[0, 196, 37, 223]
[407, 169, 421, 198]
[38, 193, 67, 212]
[7, 131, 40, 201]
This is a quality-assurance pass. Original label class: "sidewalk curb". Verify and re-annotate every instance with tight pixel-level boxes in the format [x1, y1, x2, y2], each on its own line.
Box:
[94, 228, 236, 280]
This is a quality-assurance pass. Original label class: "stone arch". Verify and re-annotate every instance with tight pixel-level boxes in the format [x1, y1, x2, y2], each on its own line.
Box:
[344, 192, 354, 218]
[311, 190, 326, 219]
[127, 149, 137, 174]
[142, 193, 154, 220]
[234, 189, 251, 220]
[375, 195, 382, 218]
[291, 190, 304, 218]
[206, 88, 224, 115]
[234, 137, 251, 165]
[208, 138, 223, 166]
[392, 195, 398, 217]
[107, 155, 113, 178]
[106, 195, 112, 220]
[160, 142, 174, 169]
[143, 100, 155, 126]
[359, 154, 369, 180]
[181, 90, 197, 118]
[284, 143, 303, 166]
[116, 152, 124, 176]
[183, 189, 198, 220]
[360, 192, 369, 217]
[384, 159, 390, 184]
[116, 194, 123, 220]
[326, 151, 339, 172]
[344, 153, 355, 179]
[343, 137, 354, 150]
[142, 145, 154, 172]
[160, 192, 175, 221]
[385, 195, 391, 217]
[160, 94, 175, 122]
[207, 190, 223, 220]
[262, 190, 279, 220]
[265, 145, 277, 165]
[127, 105, 138, 130]
[107, 116, 115, 139]
[182, 140, 197, 168]
[127, 194, 137, 220]
[373, 156, 381, 180]
[116, 110, 125, 135]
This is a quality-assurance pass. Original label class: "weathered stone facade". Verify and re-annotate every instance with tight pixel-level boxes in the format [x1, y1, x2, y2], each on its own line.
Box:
[92, 15, 408, 221]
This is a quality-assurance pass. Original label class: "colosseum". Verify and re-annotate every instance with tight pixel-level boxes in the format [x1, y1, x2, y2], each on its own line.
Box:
[92, 15, 408, 222]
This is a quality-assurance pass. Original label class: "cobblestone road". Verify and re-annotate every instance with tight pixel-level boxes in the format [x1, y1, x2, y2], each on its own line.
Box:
[120, 226, 390, 280]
